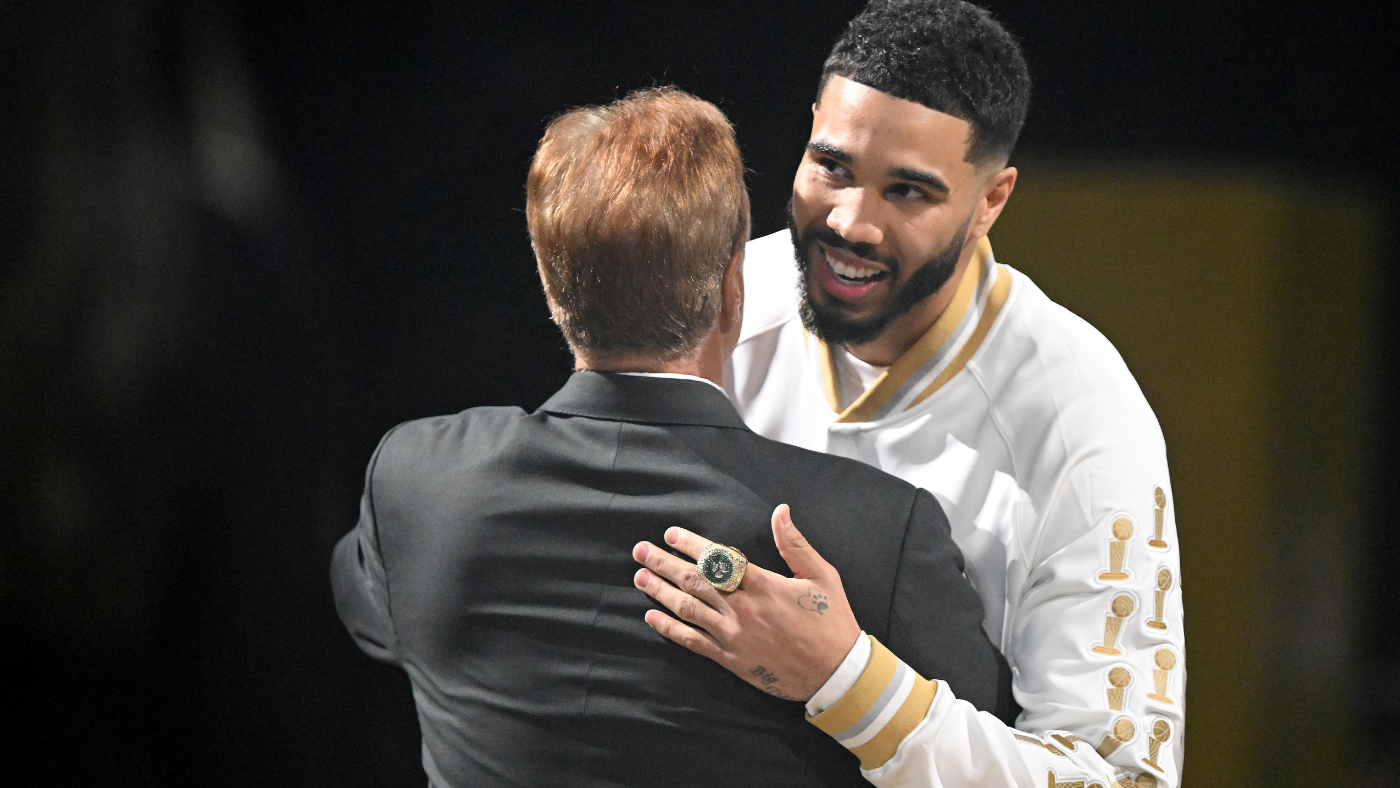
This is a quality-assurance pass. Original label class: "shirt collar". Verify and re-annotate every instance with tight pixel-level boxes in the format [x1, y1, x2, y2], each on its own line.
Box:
[539, 370, 749, 430]
[816, 237, 1011, 423]
[615, 371, 728, 396]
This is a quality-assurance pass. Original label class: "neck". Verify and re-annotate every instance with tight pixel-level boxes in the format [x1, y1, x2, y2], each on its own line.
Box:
[845, 237, 980, 367]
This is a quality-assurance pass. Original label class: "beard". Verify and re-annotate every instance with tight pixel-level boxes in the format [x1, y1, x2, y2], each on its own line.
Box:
[788, 201, 973, 347]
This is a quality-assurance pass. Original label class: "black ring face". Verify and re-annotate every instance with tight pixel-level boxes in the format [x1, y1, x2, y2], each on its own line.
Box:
[700, 551, 735, 585]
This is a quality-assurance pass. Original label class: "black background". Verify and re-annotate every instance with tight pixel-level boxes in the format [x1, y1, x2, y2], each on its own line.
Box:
[2, 1, 1397, 783]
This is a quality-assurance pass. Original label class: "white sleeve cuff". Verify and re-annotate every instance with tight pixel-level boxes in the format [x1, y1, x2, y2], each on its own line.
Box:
[805, 630, 872, 716]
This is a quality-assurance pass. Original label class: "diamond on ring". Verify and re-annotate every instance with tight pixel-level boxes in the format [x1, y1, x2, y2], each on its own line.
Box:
[697, 543, 747, 593]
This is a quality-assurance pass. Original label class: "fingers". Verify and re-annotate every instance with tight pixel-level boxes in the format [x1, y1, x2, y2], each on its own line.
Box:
[632, 540, 733, 612]
[633, 562, 730, 636]
[642, 609, 726, 663]
[771, 504, 834, 581]
[661, 527, 763, 593]
[661, 526, 712, 560]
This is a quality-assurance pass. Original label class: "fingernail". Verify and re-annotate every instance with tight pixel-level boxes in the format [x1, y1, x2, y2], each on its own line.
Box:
[634, 542, 649, 561]
[665, 528, 680, 545]
[634, 568, 649, 587]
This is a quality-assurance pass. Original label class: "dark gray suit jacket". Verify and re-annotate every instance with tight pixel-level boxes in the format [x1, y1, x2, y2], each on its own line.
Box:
[332, 371, 1015, 788]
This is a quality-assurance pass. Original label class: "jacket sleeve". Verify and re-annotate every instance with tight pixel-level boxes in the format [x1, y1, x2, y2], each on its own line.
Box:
[330, 426, 402, 664]
[810, 464, 1185, 788]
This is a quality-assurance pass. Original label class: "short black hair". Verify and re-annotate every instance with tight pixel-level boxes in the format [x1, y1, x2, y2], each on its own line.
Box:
[820, 0, 1031, 167]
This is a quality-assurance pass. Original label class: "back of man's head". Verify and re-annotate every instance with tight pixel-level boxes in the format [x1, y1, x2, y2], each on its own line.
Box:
[527, 88, 750, 365]
[821, 0, 1032, 167]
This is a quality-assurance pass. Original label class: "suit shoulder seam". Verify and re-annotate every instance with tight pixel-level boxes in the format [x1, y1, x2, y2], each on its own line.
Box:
[365, 420, 412, 646]
[366, 420, 413, 556]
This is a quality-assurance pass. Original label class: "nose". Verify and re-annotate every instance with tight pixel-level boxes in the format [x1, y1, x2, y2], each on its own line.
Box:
[826, 188, 884, 247]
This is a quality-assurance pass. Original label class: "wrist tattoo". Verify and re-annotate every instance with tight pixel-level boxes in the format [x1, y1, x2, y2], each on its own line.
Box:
[750, 665, 795, 700]
[797, 588, 829, 615]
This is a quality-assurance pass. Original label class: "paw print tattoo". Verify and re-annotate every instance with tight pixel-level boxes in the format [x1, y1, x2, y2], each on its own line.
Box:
[798, 588, 829, 615]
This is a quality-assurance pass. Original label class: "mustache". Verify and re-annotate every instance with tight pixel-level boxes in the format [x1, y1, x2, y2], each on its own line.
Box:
[799, 226, 898, 274]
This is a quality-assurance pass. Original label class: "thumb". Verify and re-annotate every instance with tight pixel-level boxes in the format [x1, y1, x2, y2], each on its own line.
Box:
[771, 504, 830, 581]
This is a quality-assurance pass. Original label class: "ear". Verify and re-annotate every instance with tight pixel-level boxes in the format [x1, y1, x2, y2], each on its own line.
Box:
[971, 166, 1017, 240]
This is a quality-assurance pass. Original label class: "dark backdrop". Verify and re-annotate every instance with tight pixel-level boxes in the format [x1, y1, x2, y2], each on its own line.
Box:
[2, 1, 1396, 784]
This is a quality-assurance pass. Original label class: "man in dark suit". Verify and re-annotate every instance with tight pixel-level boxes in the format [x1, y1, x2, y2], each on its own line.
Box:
[331, 87, 1013, 788]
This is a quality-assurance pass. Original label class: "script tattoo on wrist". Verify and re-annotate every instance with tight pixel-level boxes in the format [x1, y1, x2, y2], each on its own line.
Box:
[797, 588, 829, 615]
[750, 665, 796, 700]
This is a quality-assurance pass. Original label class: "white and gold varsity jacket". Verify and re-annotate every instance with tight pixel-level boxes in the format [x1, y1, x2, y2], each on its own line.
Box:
[725, 230, 1186, 788]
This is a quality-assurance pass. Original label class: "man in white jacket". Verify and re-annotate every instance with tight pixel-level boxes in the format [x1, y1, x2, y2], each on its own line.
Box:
[631, 1, 1184, 786]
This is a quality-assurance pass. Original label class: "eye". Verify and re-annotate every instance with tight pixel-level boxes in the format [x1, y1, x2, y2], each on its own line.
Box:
[885, 183, 929, 202]
[814, 157, 851, 181]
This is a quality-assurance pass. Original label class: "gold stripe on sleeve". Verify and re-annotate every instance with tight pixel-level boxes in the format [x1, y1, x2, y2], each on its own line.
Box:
[806, 636, 940, 771]
[807, 635, 898, 736]
[847, 673, 938, 770]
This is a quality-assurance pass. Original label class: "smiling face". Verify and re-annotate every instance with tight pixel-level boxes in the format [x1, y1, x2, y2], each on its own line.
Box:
[790, 76, 1015, 362]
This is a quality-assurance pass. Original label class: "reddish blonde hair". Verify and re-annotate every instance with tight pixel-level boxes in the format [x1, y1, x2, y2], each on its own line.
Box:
[527, 87, 750, 362]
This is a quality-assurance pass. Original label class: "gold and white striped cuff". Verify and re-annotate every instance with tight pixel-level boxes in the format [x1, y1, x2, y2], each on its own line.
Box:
[805, 635, 938, 770]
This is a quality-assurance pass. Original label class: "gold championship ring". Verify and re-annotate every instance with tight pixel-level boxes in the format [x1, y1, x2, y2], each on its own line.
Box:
[696, 543, 748, 593]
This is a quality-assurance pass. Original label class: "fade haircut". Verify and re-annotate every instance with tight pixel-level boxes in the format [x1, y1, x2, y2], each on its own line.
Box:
[820, 0, 1031, 167]
[527, 87, 750, 363]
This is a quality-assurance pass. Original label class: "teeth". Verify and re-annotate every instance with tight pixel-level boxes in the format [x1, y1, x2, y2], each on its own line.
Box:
[825, 250, 880, 281]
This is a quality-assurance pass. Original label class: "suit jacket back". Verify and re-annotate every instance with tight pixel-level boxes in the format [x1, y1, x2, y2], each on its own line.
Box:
[332, 372, 1013, 788]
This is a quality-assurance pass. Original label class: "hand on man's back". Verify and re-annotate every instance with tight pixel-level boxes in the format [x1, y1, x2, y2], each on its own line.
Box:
[632, 504, 862, 703]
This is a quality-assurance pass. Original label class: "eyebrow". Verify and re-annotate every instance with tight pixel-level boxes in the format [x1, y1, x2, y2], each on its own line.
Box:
[807, 141, 951, 196]
[889, 167, 950, 196]
[806, 140, 851, 163]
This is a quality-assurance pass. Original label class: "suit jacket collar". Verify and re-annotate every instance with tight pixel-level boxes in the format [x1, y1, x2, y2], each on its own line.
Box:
[539, 371, 750, 430]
